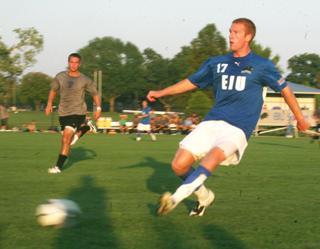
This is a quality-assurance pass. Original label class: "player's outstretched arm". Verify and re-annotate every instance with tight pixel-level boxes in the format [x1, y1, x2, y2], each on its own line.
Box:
[45, 90, 57, 116]
[281, 86, 310, 131]
[147, 79, 197, 102]
[92, 95, 101, 120]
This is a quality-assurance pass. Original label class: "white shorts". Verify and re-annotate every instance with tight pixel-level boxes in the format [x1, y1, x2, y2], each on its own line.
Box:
[137, 123, 151, 132]
[179, 120, 247, 166]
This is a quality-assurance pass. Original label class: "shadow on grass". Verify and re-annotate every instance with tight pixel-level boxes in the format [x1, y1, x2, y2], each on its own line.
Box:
[122, 158, 246, 249]
[120, 157, 198, 248]
[122, 156, 211, 216]
[63, 147, 97, 170]
[53, 175, 119, 249]
[203, 224, 248, 249]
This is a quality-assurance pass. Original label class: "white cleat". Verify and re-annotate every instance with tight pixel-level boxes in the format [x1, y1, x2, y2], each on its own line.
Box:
[48, 166, 62, 174]
[158, 192, 177, 216]
[151, 134, 157, 141]
[87, 120, 97, 133]
[136, 137, 141, 142]
[70, 134, 79, 146]
[189, 189, 215, 217]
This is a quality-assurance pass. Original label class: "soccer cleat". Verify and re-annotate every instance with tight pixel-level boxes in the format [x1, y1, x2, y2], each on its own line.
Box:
[87, 120, 97, 133]
[150, 133, 157, 141]
[70, 134, 79, 146]
[48, 166, 62, 174]
[189, 189, 215, 217]
[157, 192, 177, 216]
[136, 137, 141, 142]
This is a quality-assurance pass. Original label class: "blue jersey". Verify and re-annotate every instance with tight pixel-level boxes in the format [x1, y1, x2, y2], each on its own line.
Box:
[188, 52, 287, 140]
[140, 107, 151, 124]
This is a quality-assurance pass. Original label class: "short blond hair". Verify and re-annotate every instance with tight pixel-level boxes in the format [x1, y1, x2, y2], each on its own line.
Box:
[232, 18, 256, 42]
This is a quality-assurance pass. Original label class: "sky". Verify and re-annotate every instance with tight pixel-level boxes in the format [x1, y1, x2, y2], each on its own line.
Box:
[1, 0, 319, 77]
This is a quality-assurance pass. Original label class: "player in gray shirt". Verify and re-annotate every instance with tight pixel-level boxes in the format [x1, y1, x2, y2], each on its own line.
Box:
[45, 53, 101, 173]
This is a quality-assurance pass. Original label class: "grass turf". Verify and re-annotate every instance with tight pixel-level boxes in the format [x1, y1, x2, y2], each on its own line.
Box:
[0, 133, 319, 249]
[7, 111, 133, 130]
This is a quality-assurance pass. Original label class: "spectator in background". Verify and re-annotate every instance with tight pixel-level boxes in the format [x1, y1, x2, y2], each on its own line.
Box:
[190, 113, 200, 126]
[132, 114, 140, 131]
[22, 120, 38, 133]
[27, 120, 37, 132]
[181, 116, 194, 134]
[168, 114, 182, 134]
[0, 104, 9, 130]
[152, 115, 166, 134]
[119, 114, 128, 134]
[136, 100, 156, 141]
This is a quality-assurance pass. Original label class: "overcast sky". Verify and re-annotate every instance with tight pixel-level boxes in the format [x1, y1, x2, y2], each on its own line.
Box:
[1, 0, 319, 77]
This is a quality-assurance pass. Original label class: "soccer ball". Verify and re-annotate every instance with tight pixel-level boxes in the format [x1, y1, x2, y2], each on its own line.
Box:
[36, 199, 81, 228]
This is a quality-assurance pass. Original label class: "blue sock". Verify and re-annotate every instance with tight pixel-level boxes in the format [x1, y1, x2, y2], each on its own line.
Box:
[172, 165, 211, 204]
[178, 167, 195, 181]
[183, 165, 211, 185]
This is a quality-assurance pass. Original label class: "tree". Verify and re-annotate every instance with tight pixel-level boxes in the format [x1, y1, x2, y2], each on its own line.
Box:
[0, 28, 43, 105]
[18, 72, 52, 111]
[169, 46, 193, 82]
[250, 41, 280, 66]
[286, 53, 320, 88]
[142, 48, 172, 109]
[161, 24, 227, 111]
[189, 24, 227, 73]
[143, 48, 170, 88]
[78, 37, 145, 112]
[170, 24, 227, 80]
[184, 91, 212, 118]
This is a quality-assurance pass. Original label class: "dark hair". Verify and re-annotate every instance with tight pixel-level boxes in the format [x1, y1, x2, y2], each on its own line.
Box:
[68, 53, 82, 62]
[232, 18, 256, 42]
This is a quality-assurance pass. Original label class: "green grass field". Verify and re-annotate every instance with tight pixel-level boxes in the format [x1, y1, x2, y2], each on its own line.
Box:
[7, 111, 132, 130]
[0, 133, 319, 249]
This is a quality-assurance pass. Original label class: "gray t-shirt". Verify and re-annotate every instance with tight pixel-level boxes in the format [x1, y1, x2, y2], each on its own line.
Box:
[51, 71, 98, 116]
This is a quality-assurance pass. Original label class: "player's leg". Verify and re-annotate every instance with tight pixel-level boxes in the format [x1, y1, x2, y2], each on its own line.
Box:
[70, 125, 89, 145]
[71, 117, 94, 145]
[48, 125, 75, 174]
[172, 147, 218, 217]
[158, 147, 225, 215]
[171, 148, 195, 176]
[158, 122, 212, 215]
[158, 148, 195, 215]
[171, 140, 242, 216]
[172, 148, 212, 214]
[158, 121, 247, 216]
[147, 125, 156, 141]
[136, 123, 142, 141]
[49, 115, 86, 173]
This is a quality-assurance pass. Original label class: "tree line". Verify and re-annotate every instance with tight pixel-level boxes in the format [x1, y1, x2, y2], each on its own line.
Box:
[0, 24, 319, 113]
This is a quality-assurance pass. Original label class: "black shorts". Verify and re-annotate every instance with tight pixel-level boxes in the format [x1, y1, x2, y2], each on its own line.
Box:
[1, 118, 8, 126]
[59, 115, 86, 131]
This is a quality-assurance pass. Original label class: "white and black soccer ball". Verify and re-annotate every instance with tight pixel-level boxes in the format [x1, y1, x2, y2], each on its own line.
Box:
[36, 199, 81, 228]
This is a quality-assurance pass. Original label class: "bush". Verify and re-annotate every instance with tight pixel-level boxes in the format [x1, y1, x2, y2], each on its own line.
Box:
[184, 91, 212, 117]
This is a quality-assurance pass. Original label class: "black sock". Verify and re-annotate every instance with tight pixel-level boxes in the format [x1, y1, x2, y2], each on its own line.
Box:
[56, 154, 68, 169]
[79, 125, 90, 138]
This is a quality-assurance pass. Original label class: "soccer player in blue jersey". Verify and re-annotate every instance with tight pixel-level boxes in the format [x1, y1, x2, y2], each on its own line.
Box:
[147, 18, 309, 216]
[136, 100, 156, 141]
